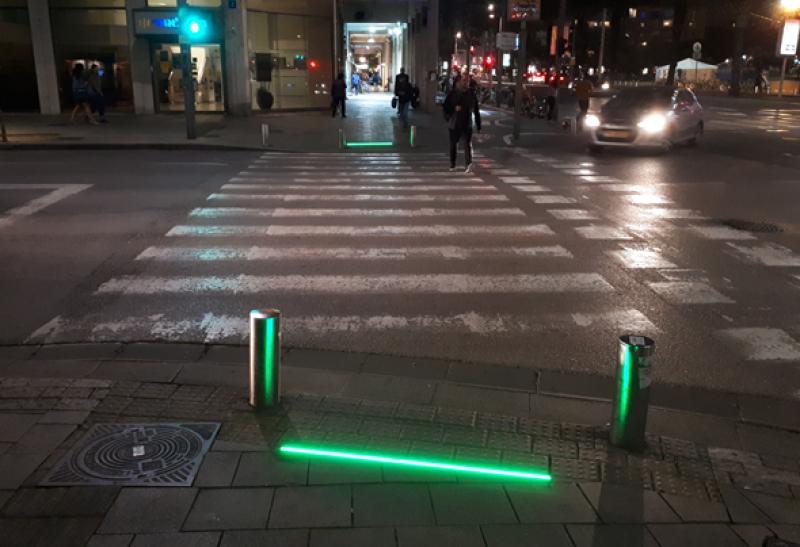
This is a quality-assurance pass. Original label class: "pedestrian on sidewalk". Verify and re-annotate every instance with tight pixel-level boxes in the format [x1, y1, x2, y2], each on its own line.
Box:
[394, 67, 412, 129]
[443, 73, 481, 173]
[351, 72, 361, 95]
[331, 72, 347, 118]
[574, 75, 592, 130]
[88, 64, 108, 123]
[69, 63, 98, 125]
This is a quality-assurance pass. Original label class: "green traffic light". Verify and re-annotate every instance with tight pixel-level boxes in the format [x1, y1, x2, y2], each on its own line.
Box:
[189, 20, 200, 33]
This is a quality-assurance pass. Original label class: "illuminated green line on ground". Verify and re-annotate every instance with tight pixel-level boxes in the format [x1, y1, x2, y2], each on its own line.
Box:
[264, 317, 276, 405]
[617, 347, 633, 432]
[345, 141, 394, 148]
[280, 445, 552, 481]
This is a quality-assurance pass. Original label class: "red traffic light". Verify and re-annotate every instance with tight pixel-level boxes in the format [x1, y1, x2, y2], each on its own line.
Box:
[484, 55, 495, 68]
[308, 59, 319, 69]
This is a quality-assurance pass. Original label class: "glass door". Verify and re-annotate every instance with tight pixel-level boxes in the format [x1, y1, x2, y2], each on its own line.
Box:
[152, 43, 225, 112]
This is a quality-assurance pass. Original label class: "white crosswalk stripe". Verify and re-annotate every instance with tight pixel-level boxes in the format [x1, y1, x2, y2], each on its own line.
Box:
[208, 193, 510, 202]
[165, 224, 555, 237]
[189, 207, 526, 218]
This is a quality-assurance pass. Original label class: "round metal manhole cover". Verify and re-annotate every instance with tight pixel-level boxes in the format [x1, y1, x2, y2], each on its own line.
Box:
[42, 423, 220, 486]
[721, 219, 783, 233]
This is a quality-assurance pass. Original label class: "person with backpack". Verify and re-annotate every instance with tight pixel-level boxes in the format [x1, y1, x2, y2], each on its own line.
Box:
[394, 67, 412, 129]
[443, 73, 481, 173]
[69, 63, 97, 125]
[88, 64, 108, 123]
[331, 72, 347, 118]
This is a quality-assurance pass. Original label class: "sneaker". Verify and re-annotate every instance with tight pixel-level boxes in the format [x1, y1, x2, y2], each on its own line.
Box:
[449, 166, 457, 172]
[464, 163, 473, 174]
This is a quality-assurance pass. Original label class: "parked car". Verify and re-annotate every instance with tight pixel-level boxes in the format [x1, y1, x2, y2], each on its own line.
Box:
[584, 86, 704, 152]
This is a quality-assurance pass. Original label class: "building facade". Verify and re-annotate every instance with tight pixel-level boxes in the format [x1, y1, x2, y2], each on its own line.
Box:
[1, 0, 438, 114]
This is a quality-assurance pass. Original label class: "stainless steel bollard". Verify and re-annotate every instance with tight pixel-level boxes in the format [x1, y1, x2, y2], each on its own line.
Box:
[338, 128, 345, 149]
[261, 123, 270, 147]
[249, 309, 281, 409]
[609, 335, 655, 451]
[409, 125, 417, 148]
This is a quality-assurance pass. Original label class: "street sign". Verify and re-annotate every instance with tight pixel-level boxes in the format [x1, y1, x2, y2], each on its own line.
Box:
[496, 32, 519, 51]
[692, 41, 702, 60]
[778, 19, 800, 56]
[507, 0, 541, 21]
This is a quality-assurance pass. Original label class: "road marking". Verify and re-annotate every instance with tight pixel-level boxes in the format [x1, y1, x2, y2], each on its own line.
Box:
[717, 328, 800, 361]
[648, 282, 734, 304]
[136, 245, 574, 261]
[166, 224, 556, 237]
[626, 194, 673, 205]
[95, 273, 615, 295]
[28, 308, 655, 343]
[190, 207, 526, 218]
[598, 184, 646, 193]
[512, 185, 550, 193]
[636, 208, 707, 220]
[490, 169, 519, 175]
[726, 243, 800, 267]
[222, 184, 495, 191]
[563, 169, 597, 176]
[547, 209, 599, 221]
[689, 226, 756, 240]
[500, 177, 535, 183]
[0, 184, 92, 229]
[580, 176, 622, 183]
[235, 176, 431, 183]
[529, 195, 577, 204]
[208, 193, 510, 202]
[575, 225, 633, 240]
[608, 247, 677, 269]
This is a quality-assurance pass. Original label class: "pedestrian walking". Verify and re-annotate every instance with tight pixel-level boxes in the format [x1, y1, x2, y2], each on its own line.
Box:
[351, 72, 361, 95]
[331, 72, 347, 118]
[69, 63, 97, 125]
[394, 67, 412, 129]
[574, 76, 593, 130]
[88, 64, 108, 123]
[443, 73, 481, 173]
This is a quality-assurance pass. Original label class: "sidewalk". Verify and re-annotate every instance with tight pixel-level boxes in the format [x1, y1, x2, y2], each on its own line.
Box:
[0, 342, 799, 546]
[0, 94, 449, 153]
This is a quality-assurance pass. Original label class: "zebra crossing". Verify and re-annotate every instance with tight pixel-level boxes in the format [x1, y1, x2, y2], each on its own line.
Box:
[27, 151, 664, 365]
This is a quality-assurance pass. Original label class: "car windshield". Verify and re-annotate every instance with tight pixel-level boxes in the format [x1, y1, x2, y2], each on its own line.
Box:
[607, 88, 673, 109]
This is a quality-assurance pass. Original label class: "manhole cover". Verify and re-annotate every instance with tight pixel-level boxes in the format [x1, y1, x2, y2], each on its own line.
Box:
[721, 219, 783, 233]
[41, 423, 219, 486]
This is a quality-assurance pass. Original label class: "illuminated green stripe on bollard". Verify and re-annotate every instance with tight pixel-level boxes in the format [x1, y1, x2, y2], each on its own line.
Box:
[345, 141, 394, 148]
[280, 445, 552, 482]
[249, 309, 281, 409]
[609, 335, 655, 451]
[616, 345, 634, 432]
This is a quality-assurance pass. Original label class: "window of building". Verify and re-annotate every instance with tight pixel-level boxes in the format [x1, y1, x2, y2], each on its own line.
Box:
[146, 0, 220, 8]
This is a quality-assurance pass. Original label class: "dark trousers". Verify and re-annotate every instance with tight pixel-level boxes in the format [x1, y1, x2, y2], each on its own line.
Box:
[90, 93, 105, 117]
[546, 96, 557, 120]
[331, 97, 346, 117]
[449, 128, 473, 168]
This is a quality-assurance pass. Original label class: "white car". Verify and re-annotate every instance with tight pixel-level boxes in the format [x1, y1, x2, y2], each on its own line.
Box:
[584, 87, 704, 152]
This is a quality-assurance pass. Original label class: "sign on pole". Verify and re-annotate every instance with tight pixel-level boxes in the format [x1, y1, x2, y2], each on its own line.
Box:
[778, 19, 800, 56]
[692, 41, 702, 60]
[496, 32, 519, 50]
[507, 0, 541, 21]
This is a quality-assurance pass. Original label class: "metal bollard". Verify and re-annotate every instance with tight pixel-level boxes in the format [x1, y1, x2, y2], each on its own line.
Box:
[261, 123, 269, 147]
[609, 335, 655, 451]
[249, 309, 281, 409]
[409, 125, 417, 148]
[338, 128, 345, 149]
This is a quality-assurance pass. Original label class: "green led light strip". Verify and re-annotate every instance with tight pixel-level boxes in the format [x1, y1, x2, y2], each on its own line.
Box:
[616, 347, 633, 432]
[264, 317, 276, 405]
[345, 141, 394, 148]
[280, 445, 552, 481]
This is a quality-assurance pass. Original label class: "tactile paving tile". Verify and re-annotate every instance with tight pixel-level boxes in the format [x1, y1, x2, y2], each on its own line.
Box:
[358, 418, 405, 439]
[400, 423, 444, 443]
[518, 417, 561, 438]
[318, 396, 362, 414]
[455, 446, 503, 464]
[409, 441, 455, 459]
[395, 403, 436, 423]
[356, 400, 398, 418]
[661, 436, 702, 460]
[320, 413, 363, 433]
[551, 457, 600, 481]
[487, 431, 533, 452]
[560, 423, 597, 442]
[533, 438, 578, 459]
[502, 450, 549, 469]
[443, 426, 487, 448]
[435, 407, 477, 428]
[476, 413, 518, 433]
[653, 472, 712, 500]
[676, 458, 716, 480]
[602, 463, 654, 489]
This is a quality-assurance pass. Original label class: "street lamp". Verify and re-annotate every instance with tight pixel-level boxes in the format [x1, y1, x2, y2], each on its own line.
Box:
[780, 0, 800, 10]
[778, 0, 800, 97]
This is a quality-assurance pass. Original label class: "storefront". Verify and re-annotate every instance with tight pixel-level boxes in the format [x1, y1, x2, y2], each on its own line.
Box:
[133, 8, 224, 112]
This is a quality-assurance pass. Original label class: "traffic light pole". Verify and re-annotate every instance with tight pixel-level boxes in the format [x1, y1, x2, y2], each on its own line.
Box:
[512, 20, 527, 141]
[180, 42, 197, 139]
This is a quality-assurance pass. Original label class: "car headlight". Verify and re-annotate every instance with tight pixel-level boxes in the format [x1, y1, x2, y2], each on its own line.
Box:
[637, 113, 667, 134]
[601, 82, 610, 90]
[584, 114, 601, 128]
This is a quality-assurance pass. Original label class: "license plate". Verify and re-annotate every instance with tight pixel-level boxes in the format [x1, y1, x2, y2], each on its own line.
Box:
[602, 130, 630, 139]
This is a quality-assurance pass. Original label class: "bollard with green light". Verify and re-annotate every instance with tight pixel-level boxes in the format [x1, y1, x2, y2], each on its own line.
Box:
[249, 309, 281, 409]
[609, 334, 655, 451]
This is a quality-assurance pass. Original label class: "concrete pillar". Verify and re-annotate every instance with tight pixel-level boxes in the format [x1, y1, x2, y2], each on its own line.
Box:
[27, 0, 60, 114]
[224, 0, 250, 116]
[125, 0, 155, 114]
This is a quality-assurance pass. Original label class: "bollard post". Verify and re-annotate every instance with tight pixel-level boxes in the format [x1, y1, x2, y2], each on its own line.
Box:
[261, 123, 269, 147]
[0, 110, 7, 143]
[609, 334, 655, 451]
[338, 128, 345, 149]
[409, 125, 417, 148]
[249, 309, 281, 409]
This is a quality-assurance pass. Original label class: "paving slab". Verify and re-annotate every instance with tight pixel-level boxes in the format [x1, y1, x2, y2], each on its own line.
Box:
[220, 529, 309, 547]
[530, 395, 611, 426]
[39, 410, 91, 424]
[738, 395, 800, 432]
[183, 488, 273, 531]
[482, 523, 574, 547]
[730, 524, 774, 547]
[7, 423, 75, 454]
[130, 532, 220, 547]
[429, 483, 517, 525]
[0, 453, 47, 489]
[309, 527, 396, 547]
[648, 409, 741, 448]
[99, 488, 197, 534]
[566, 524, 660, 547]
[737, 424, 800, 458]
[0, 414, 41, 442]
[648, 523, 748, 547]
[285, 349, 365, 373]
[174, 363, 247, 388]
[397, 525, 484, 547]
[649, 385, 740, 418]
[194, 451, 240, 487]
[89, 361, 183, 383]
[661, 493, 730, 522]
[201, 345, 248, 365]
[505, 482, 599, 523]
[282, 367, 352, 397]
[341, 374, 436, 405]
[434, 384, 529, 415]
[445, 362, 537, 390]
[768, 525, 800, 543]
[0, 346, 39, 361]
[118, 344, 205, 362]
[308, 459, 383, 485]
[268, 485, 351, 528]
[233, 452, 308, 486]
[742, 491, 800, 524]
[363, 354, 450, 380]
[2, 359, 100, 378]
[2, 486, 119, 517]
[719, 485, 771, 524]
[353, 483, 435, 526]
[0, 516, 101, 547]
[86, 534, 134, 547]
[539, 371, 614, 400]
[34, 344, 121, 361]
[579, 483, 680, 523]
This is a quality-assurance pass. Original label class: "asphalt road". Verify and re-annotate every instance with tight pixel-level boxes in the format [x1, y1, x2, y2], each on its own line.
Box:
[1, 94, 799, 400]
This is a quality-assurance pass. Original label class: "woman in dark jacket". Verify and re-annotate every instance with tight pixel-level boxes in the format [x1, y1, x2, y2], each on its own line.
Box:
[331, 73, 347, 118]
[69, 63, 97, 125]
[443, 73, 481, 173]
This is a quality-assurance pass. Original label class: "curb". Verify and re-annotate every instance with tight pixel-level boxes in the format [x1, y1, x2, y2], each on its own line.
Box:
[0, 143, 283, 152]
